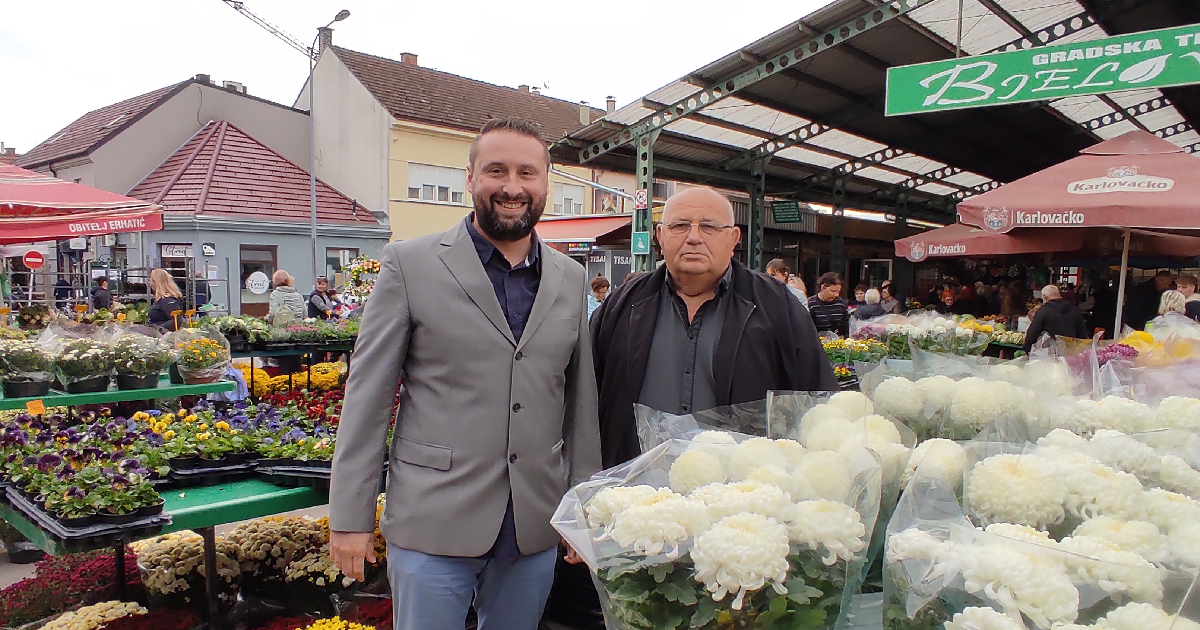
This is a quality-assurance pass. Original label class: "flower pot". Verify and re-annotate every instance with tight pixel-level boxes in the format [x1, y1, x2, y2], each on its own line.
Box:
[57, 513, 98, 529]
[5, 541, 44, 564]
[224, 452, 252, 465]
[169, 456, 198, 470]
[65, 375, 110, 394]
[198, 456, 228, 468]
[99, 510, 142, 526]
[307, 459, 332, 469]
[134, 500, 165, 518]
[181, 371, 222, 385]
[168, 363, 184, 384]
[116, 373, 160, 391]
[2, 380, 51, 399]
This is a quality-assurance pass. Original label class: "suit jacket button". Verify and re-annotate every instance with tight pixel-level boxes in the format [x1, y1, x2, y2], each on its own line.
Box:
[512, 403, 522, 412]
[509, 454, 518, 463]
[515, 351, 524, 361]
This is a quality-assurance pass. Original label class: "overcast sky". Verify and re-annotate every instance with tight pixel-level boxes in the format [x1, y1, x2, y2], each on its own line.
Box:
[1, 0, 836, 154]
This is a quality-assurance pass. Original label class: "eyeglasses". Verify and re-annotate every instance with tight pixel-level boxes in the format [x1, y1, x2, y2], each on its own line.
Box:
[662, 221, 734, 237]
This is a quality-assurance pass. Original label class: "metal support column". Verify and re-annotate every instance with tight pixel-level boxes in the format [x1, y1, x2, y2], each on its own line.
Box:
[746, 161, 766, 271]
[831, 177, 847, 280]
[200, 526, 222, 628]
[633, 130, 661, 272]
[892, 191, 913, 299]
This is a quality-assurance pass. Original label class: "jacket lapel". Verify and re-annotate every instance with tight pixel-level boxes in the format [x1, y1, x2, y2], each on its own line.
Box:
[515, 241, 564, 353]
[714, 263, 756, 405]
[624, 267, 667, 402]
[438, 223, 516, 346]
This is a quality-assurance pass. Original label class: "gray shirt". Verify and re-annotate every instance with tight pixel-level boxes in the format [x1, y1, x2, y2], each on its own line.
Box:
[638, 267, 732, 415]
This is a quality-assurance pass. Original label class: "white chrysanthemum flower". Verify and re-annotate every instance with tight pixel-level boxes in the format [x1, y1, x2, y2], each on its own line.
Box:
[727, 437, 787, 481]
[950, 378, 1024, 431]
[791, 450, 852, 503]
[585, 485, 665, 531]
[1023, 360, 1073, 398]
[1166, 521, 1200, 568]
[1037, 428, 1089, 450]
[989, 364, 1026, 387]
[669, 449, 727, 495]
[1084, 430, 1163, 485]
[828, 390, 874, 420]
[691, 481, 794, 523]
[1093, 602, 1200, 630]
[916, 375, 957, 411]
[691, 513, 790, 610]
[984, 523, 1059, 549]
[1155, 396, 1200, 430]
[966, 454, 1066, 527]
[961, 542, 1079, 628]
[886, 528, 948, 563]
[1157, 455, 1200, 500]
[902, 438, 967, 488]
[1036, 450, 1145, 521]
[1073, 517, 1167, 563]
[804, 415, 856, 451]
[944, 607, 1027, 630]
[1100, 398, 1157, 434]
[775, 439, 806, 470]
[1057, 535, 1163, 605]
[1142, 488, 1200, 534]
[800, 404, 850, 442]
[744, 465, 793, 497]
[608, 495, 710, 557]
[872, 376, 925, 423]
[787, 500, 866, 565]
[691, 430, 737, 446]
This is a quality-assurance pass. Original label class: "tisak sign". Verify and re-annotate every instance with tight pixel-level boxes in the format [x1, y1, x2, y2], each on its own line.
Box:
[886, 23, 1200, 116]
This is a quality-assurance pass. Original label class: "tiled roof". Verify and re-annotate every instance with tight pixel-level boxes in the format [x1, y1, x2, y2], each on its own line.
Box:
[17, 82, 189, 168]
[332, 47, 606, 143]
[127, 120, 376, 225]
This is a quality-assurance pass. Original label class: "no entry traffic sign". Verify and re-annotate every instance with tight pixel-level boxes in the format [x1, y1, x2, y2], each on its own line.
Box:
[22, 251, 45, 270]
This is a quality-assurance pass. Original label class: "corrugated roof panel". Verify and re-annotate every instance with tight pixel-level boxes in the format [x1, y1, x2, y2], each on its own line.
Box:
[885, 154, 949, 174]
[706, 102, 809, 135]
[909, 0, 1022, 55]
[1168, 130, 1200, 146]
[917, 182, 959, 195]
[1135, 108, 1186, 132]
[775, 146, 851, 169]
[664, 119, 763, 149]
[804, 128, 887, 157]
[855, 167, 910, 184]
[1054, 24, 1108, 45]
[997, 0, 1087, 34]
[1105, 88, 1163, 109]
[1051, 94, 1114, 123]
[1093, 120, 1141, 139]
[943, 172, 992, 187]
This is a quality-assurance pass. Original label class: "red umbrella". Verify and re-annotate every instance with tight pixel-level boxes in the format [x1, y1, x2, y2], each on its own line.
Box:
[896, 223, 1200, 262]
[0, 163, 163, 244]
[957, 130, 1200, 233]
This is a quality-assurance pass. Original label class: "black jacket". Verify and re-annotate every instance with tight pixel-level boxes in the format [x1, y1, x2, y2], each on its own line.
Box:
[590, 261, 838, 468]
[853, 303, 887, 320]
[148, 296, 185, 331]
[1023, 298, 1089, 352]
[90, 286, 112, 310]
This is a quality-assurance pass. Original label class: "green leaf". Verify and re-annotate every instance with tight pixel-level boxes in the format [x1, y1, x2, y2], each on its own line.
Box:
[648, 562, 671, 583]
[660, 581, 698, 605]
[689, 596, 720, 628]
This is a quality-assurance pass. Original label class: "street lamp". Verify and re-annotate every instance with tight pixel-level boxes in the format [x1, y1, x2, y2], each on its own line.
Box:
[309, 9, 350, 289]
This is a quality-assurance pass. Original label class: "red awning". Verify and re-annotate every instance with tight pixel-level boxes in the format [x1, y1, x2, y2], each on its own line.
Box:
[896, 223, 1200, 262]
[0, 164, 163, 245]
[535, 215, 630, 242]
[958, 131, 1200, 233]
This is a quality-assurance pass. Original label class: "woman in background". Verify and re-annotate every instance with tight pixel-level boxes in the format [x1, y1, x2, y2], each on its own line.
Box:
[148, 269, 185, 331]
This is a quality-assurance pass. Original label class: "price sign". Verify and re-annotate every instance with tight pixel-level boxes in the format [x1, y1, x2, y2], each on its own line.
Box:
[74, 304, 88, 322]
[117, 313, 126, 322]
[25, 400, 45, 416]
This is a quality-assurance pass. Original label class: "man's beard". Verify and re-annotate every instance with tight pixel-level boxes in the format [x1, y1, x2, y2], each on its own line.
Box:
[473, 192, 546, 242]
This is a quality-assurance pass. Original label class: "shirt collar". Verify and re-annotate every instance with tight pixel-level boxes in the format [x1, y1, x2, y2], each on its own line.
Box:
[665, 263, 733, 297]
[464, 213, 541, 268]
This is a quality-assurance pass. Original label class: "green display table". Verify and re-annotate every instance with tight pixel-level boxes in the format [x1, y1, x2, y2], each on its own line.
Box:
[0, 377, 236, 410]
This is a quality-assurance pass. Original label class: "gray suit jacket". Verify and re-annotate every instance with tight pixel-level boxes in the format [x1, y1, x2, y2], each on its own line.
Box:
[329, 220, 602, 557]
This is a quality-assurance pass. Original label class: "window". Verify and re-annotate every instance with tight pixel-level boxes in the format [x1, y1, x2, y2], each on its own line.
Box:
[407, 163, 466, 205]
[239, 245, 277, 317]
[553, 183, 585, 215]
[652, 181, 673, 200]
[326, 248, 359, 289]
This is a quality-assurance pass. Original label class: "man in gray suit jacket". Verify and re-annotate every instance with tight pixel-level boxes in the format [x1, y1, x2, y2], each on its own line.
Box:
[329, 118, 602, 630]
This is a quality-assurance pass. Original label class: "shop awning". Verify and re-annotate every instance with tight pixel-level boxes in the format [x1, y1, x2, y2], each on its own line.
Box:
[897, 223, 1200, 263]
[535, 215, 630, 243]
[0, 164, 163, 245]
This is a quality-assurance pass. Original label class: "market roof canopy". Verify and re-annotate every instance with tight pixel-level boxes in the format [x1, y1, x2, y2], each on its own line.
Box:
[0, 164, 163, 245]
[897, 221, 1200, 262]
[553, 0, 1200, 223]
[957, 130, 1200, 232]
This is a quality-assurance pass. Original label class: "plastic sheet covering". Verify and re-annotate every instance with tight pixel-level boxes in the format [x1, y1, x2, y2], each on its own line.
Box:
[552, 433, 883, 630]
[884, 433, 1200, 630]
[166, 327, 231, 384]
[37, 322, 115, 388]
[635, 401, 767, 453]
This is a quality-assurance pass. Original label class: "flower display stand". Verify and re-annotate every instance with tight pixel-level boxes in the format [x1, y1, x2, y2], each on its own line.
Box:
[0, 375, 237, 410]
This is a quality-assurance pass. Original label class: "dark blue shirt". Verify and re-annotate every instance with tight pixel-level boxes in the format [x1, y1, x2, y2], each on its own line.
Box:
[464, 214, 541, 564]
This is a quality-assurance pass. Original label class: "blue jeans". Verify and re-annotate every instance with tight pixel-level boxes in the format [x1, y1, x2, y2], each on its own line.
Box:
[387, 544, 558, 630]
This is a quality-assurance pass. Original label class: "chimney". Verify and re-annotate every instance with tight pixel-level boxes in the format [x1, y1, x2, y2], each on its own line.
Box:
[531, 87, 541, 95]
[580, 102, 590, 126]
[606, 96, 616, 113]
[195, 74, 211, 84]
[317, 27, 333, 54]
[518, 85, 530, 94]
[400, 52, 418, 66]
[222, 80, 247, 94]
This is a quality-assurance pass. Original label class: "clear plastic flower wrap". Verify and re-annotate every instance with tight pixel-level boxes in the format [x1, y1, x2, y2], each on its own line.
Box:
[635, 401, 767, 453]
[132, 531, 241, 611]
[884, 435, 1200, 630]
[110, 325, 177, 377]
[0, 338, 53, 385]
[553, 433, 883, 630]
[167, 327, 231, 385]
[36, 322, 116, 389]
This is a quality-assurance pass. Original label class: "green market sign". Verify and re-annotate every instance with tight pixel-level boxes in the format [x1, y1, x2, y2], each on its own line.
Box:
[886, 23, 1200, 116]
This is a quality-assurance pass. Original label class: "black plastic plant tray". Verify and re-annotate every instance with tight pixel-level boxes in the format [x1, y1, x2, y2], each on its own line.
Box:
[4, 488, 169, 545]
[162, 462, 260, 487]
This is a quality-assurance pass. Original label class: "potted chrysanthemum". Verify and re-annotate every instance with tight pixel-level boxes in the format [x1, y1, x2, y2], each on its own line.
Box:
[0, 339, 54, 398]
[175, 336, 230, 384]
[54, 338, 115, 393]
[113, 335, 176, 390]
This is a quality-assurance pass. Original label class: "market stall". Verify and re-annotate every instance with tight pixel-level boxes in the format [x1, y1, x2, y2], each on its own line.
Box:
[0, 164, 163, 245]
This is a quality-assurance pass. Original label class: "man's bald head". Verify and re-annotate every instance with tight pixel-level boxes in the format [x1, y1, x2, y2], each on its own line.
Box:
[661, 187, 735, 225]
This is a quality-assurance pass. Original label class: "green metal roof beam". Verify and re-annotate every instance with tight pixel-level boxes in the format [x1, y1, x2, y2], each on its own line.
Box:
[576, 0, 940, 164]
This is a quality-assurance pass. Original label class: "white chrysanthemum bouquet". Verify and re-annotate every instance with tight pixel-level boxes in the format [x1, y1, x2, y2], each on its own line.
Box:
[554, 429, 883, 630]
